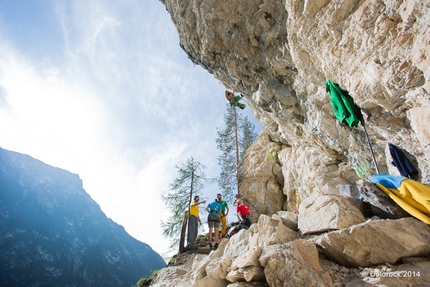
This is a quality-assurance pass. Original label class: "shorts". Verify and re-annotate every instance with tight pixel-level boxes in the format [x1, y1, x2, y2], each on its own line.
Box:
[207, 215, 220, 228]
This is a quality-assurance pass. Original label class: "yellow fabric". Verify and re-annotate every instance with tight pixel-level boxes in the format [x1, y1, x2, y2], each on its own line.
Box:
[220, 215, 227, 236]
[376, 180, 430, 224]
[190, 203, 199, 217]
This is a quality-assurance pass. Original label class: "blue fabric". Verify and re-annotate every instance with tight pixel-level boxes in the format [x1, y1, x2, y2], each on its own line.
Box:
[388, 143, 418, 179]
[208, 202, 222, 218]
[371, 174, 408, 189]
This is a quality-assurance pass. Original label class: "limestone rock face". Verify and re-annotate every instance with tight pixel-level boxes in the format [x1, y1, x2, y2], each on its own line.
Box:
[312, 217, 430, 267]
[238, 130, 285, 221]
[359, 181, 410, 219]
[262, 240, 334, 287]
[158, 1, 430, 286]
[152, 213, 430, 286]
[275, 210, 298, 231]
[298, 193, 366, 234]
[256, 214, 297, 246]
[162, 0, 430, 208]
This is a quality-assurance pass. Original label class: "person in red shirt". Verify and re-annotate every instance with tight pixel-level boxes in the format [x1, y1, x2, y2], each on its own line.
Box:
[226, 198, 252, 238]
[236, 199, 251, 227]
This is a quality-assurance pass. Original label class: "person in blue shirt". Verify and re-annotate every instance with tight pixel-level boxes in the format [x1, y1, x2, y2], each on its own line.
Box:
[206, 199, 222, 250]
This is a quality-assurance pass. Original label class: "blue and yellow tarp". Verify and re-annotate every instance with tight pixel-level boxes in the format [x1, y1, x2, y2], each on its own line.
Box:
[372, 174, 430, 224]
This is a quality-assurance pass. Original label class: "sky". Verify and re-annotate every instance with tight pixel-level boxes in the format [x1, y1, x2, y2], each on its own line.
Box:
[0, 0, 261, 258]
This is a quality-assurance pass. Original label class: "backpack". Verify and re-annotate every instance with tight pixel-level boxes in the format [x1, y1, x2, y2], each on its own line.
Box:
[210, 202, 221, 215]
[208, 202, 221, 222]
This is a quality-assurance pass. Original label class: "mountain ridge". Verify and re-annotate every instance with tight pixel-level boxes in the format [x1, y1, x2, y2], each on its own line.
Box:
[0, 147, 165, 287]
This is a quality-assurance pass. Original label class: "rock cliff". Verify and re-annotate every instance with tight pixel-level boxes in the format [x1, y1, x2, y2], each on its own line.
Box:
[156, 0, 430, 286]
[162, 0, 429, 210]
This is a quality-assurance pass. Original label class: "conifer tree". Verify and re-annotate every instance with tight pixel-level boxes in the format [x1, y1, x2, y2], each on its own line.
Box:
[216, 104, 257, 202]
[161, 158, 210, 250]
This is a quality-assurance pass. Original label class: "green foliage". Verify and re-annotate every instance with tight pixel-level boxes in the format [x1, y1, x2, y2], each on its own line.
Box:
[149, 270, 159, 279]
[194, 233, 208, 246]
[135, 277, 147, 287]
[239, 115, 258, 159]
[134, 270, 159, 287]
[161, 157, 213, 250]
[167, 255, 177, 266]
[216, 104, 257, 202]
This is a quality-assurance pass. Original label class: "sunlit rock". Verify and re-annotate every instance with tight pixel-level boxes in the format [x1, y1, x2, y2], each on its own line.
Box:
[156, 0, 430, 285]
[298, 192, 366, 234]
[261, 240, 334, 287]
[312, 217, 430, 267]
[256, 214, 297, 246]
[275, 210, 298, 231]
[238, 130, 285, 222]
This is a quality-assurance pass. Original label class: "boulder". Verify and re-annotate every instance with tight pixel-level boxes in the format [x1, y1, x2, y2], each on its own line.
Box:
[298, 193, 366, 234]
[260, 240, 334, 287]
[256, 214, 297, 246]
[360, 181, 410, 219]
[275, 210, 298, 231]
[230, 246, 263, 271]
[313, 218, 430, 267]
[226, 266, 265, 283]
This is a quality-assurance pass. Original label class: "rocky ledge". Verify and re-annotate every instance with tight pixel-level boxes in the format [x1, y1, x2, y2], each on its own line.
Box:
[151, 193, 430, 287]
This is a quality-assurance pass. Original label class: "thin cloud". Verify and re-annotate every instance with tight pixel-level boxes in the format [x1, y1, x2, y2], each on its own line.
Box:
[0, 0, 261, 257]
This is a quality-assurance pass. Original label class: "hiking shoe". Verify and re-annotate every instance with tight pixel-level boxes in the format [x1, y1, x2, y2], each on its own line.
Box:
[209, 243, 212, 249]
[214, 243, 219, 250]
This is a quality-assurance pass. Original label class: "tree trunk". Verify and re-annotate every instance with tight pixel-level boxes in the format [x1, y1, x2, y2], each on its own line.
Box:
[179, 211, 189, 254]
[185, 170, 195, 250]
[233, 106, 240, 194]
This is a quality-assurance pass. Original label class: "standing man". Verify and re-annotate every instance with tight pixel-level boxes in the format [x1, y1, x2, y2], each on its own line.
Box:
[206, 199, 222, 250]
[216, 193, 229, 238]
[187, 195, 206, 250]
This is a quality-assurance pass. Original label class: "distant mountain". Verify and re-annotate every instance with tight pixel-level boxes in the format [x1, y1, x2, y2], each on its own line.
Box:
[0, 147, 165, 287]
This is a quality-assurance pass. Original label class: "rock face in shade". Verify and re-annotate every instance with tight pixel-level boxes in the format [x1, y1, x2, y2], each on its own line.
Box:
[161, 0, 430, 211]
[0, 147, 166, 287]
[238, 130, 285, 222]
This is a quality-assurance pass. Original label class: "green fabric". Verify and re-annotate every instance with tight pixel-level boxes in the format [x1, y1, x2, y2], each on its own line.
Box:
[325, 79, 360, 128]
[218, 200, 228, 214]
[230, 95, 246, 110]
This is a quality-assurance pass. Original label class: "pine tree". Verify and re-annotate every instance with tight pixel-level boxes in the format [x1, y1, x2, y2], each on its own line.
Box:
[161, 158, 211, 250]
[216, 104, 257, 202]
[239, 114, 258, 160]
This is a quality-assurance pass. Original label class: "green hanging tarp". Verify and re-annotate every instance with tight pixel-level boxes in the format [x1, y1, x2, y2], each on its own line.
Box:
[326, 79, 361, 128]
[325, 79, 380, 174]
